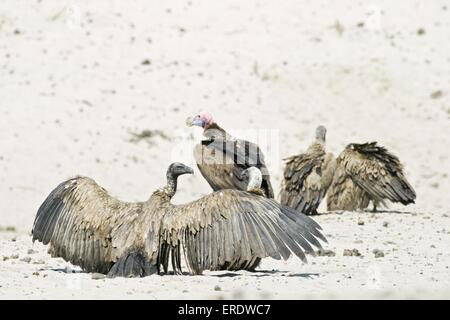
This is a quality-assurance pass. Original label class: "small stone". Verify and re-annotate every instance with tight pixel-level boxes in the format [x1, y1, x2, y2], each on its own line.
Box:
[10, 254, 19, 259]
[27, 249, 37, 255]
[182, 290, 189, 293]
[373, 249, 385, 258]
[2, 256, 9, 261]
[343, 249, 361, 257]
[382, 221, 389, 227]
[316, 249, 336, 257]
[214, 285, 222, 291]
[417, 28, 425, 35]
[91, 273, 106, 280]
[32, 272, 40, 276]
[343, 249, 352, 256]
[430, 90, 443, 99]
[141, 59, 151, 65]
[357, 219, 365, 226]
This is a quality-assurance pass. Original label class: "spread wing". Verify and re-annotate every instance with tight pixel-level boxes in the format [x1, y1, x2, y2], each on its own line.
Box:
[160, 190, 326, 274]
[32, 177, 161, 274]
[195, 137, 274, 198]
[280, 151, 336, 214]
[341, 142, 416, 205]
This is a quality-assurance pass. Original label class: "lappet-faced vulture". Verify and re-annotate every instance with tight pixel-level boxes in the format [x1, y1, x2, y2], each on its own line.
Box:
[186, 112, 274, 198]
[327, 142, 416, 211]
[279, 126, 336, 215]
[33, 163, 326, 277]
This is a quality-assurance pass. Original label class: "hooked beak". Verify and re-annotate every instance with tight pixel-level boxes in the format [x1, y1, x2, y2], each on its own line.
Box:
[185, 116, 204, 127]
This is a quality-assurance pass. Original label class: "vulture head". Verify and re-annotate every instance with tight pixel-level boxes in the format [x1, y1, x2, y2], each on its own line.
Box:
[315, 125, 327, 143]
[167, 162, 194, 179]
[185, 112, 214, 129]
[240, 167, 263, 194]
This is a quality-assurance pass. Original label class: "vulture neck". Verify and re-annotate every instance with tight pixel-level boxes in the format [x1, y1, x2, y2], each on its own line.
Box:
[164, 173, 178, 198]
[203, 122, 228, 139]
[307, 141, 326, 154]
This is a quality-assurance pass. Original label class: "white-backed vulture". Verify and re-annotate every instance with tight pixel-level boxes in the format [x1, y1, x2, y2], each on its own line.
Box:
[32, 163, 194, 278]
[279, 126, 336, 215]
[186, 112, 274, 198]
[327, 142, 416, 211]
[33, 163, 326, 277]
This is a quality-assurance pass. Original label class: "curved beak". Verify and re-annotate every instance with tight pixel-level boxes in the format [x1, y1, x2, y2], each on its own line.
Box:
[185, 116, 203, 127]
[181, 165, 194, 175]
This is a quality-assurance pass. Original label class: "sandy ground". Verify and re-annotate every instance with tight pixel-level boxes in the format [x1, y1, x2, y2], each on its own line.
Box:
[0, 0, 449, 299]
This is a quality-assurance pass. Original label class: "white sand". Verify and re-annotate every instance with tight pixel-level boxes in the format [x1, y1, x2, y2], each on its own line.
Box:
[0, 0, 449, 299]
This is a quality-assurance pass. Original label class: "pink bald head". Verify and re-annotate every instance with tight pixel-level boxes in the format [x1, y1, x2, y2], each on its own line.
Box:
[186, 111, 215, 128]
[197, 112, 213, 126]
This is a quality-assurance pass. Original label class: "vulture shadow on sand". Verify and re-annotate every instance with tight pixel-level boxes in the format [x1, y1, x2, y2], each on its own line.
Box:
[210, 270, 319, 278]
[287, 272, 320, 279]
[362, 209, 415, 215]
[45, 267, 84, 274]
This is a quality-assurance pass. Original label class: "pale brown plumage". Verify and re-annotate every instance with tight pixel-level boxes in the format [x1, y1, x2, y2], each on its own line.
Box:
[32, 163, 193, 277]
[161, 189, 326, 275]
[327, 142, 416, 211]
[187, 112, 274, 198]
[33, 163, 325, 277]
[279, 126, 336, 215]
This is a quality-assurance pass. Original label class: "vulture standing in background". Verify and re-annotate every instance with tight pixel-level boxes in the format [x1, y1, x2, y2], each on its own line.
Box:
[279, 126, 336, 215]
[186, 111, 274, 198]
[327, 142, 416, 211]
[33, 163, 326, 277]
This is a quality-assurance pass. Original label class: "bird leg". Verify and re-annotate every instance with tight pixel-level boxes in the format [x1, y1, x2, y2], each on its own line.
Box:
[372, 203, 377, 212]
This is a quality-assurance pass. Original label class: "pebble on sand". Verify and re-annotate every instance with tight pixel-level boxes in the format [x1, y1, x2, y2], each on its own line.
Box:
[343, 249, 362, 257]
[214, 285, 222, 291]
[373, 249, 385, 258]
[316, 249, 336, 257]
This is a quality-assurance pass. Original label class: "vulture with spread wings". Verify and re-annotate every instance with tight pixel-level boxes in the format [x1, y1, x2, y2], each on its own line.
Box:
[327, 142, 416, 211]
[186, 112, 274, 198]
[280, 126, 336, 215]
[32, 163, 326, 277]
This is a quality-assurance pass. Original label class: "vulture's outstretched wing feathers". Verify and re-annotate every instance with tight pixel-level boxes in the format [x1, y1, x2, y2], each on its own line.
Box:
[195, 136, 274, 198]
[341, 142, 416, 205]
[32, 177, 161, 274]
[160, 190, 325, 274]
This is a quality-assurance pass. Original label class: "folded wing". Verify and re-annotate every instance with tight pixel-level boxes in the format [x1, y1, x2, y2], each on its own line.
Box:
[195, 137, 274, 198]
